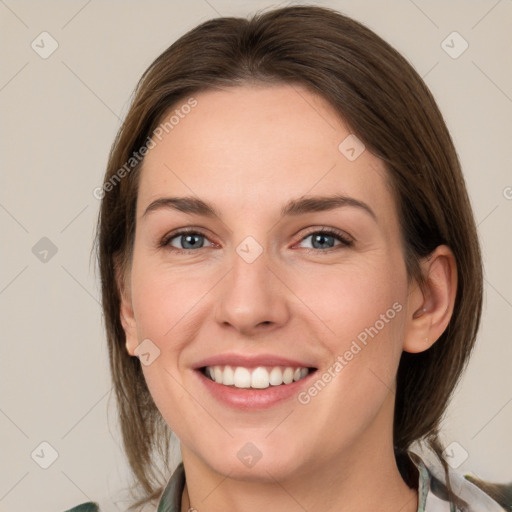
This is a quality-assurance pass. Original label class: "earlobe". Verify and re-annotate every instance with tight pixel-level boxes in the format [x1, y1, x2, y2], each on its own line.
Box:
[120, 293, 138, 357]
[116, 262, 138, 357]
[403, 245, 457, 354]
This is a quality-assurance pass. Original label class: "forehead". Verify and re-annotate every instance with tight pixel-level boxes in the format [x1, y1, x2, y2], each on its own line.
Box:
[137, 84, 394, 221]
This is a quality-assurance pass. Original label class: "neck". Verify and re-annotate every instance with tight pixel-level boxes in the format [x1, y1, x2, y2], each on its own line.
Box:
[181, 453, 417, 512]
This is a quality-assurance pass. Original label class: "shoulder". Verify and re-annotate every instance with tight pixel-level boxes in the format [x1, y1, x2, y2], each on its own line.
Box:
[411, 452, 509, 511]
[63, 502, 100, 512]
[462, 474, 512, 511]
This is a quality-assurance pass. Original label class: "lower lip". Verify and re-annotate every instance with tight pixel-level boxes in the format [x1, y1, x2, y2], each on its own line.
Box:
[196, 370, 316, 410]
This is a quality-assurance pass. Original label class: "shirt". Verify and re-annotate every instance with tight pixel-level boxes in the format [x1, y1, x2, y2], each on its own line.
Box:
[64, 454, 506, 512]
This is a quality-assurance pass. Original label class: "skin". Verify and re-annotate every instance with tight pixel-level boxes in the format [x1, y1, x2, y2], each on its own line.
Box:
[119, 84, 457, 512]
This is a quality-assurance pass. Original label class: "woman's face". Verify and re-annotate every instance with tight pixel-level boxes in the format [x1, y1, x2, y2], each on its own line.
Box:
[121, 84, 418, 480]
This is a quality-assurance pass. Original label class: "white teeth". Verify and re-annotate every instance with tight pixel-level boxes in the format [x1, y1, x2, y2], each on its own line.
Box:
[251, 367, 270, 389]
[214, 366, 223, 384]
[233, 367, 251, 388]
[282, 367, 294, 384]
[269, 367, 283, 386]
[205, 365, 310, 389]
[223, 365, 234, 386]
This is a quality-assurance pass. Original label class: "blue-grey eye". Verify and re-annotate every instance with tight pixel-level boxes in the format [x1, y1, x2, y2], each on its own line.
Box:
[298, 230, 352, 250]
[314, 233, 336, 249]
[169, 232, 209, 250]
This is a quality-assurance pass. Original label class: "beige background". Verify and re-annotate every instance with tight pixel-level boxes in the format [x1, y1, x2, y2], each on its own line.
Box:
[1, 0, 511, 511]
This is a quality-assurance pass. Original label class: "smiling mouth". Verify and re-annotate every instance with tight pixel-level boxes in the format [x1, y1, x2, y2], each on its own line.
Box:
[201, 365, 316, 389]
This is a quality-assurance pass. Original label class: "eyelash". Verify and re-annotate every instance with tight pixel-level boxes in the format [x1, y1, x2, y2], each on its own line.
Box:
[159, 227, 354, 254]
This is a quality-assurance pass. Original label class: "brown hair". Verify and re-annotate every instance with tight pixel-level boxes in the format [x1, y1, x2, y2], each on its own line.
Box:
[96, 5, 483, 508]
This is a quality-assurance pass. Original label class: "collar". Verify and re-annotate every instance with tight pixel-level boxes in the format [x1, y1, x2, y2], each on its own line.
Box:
[157, 462, 185, 512]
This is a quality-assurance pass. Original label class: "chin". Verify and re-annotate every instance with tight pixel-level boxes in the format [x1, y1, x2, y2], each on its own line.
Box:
[186, 434, 311, 482]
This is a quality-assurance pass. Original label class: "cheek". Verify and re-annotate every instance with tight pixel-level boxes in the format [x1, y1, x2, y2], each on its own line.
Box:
[288, 256, 408, 415]
[290, 268, 407, 450]
[130, 259, 211, 348]
[290, 257, 407, 351]
[129, 262, 208, 436]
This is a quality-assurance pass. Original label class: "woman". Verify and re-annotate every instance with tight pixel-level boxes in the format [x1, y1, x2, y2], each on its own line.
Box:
[68, 5, 509, 512]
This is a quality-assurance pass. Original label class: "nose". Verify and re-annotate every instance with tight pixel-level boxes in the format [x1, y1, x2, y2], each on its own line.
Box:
[214, 247, 291, 337]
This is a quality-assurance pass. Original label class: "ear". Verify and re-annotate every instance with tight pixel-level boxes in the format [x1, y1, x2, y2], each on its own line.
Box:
[403, 245, 457, 354]
[115, 259, 138, 357]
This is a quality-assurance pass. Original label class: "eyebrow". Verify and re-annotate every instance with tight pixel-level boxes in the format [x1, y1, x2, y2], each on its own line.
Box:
[142, 194, 377, 222]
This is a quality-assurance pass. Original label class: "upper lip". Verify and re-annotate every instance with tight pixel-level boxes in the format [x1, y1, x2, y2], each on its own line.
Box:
[194, 353, 316, 370]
